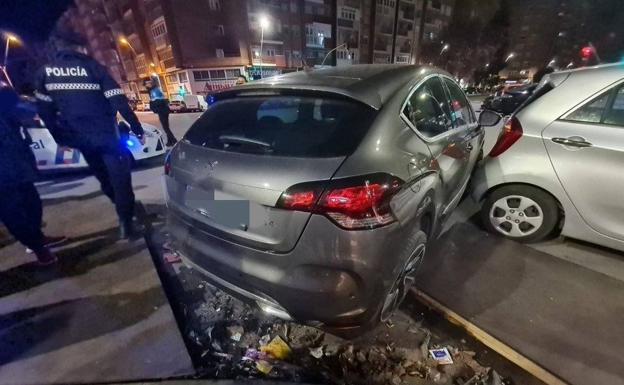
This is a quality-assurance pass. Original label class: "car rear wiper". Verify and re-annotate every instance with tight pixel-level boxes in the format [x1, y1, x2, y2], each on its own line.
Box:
[218, 135, 273, 151]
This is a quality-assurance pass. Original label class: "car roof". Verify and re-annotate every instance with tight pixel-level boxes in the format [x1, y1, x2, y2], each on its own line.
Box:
[516, 63, 624, 126]
[227, 65, 445, 110]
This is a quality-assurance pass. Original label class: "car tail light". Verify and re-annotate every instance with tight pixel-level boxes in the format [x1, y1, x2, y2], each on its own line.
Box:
[489, 116, 523, 157]
[276, 173, 404, 230]
[164, 153, 171, 175]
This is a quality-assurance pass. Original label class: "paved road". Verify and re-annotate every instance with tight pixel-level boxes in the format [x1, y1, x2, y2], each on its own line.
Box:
[133, 110, 624, 282]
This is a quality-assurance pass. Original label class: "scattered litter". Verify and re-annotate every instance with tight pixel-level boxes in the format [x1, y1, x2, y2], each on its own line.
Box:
[255, 360, 273, 374]
[309, 346, 324, 359]
[260, 335, 292, 360]
[420, 332, 431, 358]
[429, 347, 454, 365]
[198, 284, 204, 289]
[243, 348, 269, 361]
[213, 352, 233, 359]
[385, 319, 395, 328]
[227, 325, 244, 342]
[407, 324, 420, 334]
[488, 370, 503, 385]
[259, 334, 271, 346]
[162, 241, 173, 250]
[163, 251, 181, 264]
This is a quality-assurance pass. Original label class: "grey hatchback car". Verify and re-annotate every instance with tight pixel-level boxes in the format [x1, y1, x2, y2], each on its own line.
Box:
[164, 65, 493, 334]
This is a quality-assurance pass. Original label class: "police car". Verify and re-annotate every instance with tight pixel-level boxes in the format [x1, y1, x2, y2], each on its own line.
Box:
[27, 120, 167, 170]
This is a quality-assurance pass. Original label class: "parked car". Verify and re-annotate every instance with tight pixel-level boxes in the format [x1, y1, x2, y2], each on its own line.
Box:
[27, 120, 166, 170]
[169, 99, 187, 113]
[164, 65, 499, 335]
[481, 83, 536, 115]
[136, 101, 151, 112]
[472, 64, 624, 252]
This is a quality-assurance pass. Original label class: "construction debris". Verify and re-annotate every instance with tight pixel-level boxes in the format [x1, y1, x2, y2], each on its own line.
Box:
[170, 263, 513, 385]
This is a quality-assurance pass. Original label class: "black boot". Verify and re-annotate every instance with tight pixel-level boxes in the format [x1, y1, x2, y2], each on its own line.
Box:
[119, 219, 144, 240]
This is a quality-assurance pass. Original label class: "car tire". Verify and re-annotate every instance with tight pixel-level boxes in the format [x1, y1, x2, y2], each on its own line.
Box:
[379, 229, 428, 323]
[481, 184, 560, 243]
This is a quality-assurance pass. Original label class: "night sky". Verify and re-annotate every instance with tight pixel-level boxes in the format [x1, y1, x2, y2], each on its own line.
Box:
[0, 0, 72, 43]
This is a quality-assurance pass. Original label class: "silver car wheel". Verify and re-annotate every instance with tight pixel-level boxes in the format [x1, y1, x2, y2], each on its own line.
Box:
[489, 195, 544, 237]
[380, 243, 426, 322]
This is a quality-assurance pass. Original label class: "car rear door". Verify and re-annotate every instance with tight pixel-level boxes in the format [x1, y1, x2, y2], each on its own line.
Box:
[400, 76, 470, 211]
[542, 82, 624, 241]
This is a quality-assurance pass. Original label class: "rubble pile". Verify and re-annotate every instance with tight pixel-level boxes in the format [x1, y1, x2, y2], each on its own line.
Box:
[173, 264, 511, 385]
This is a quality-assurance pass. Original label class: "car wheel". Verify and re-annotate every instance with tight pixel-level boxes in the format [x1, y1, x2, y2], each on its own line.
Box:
[380, 230, 427, 322]
[481, 185, 560, 243]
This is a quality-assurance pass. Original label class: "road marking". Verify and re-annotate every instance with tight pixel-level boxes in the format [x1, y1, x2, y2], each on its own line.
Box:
[411, 288, 568, 385]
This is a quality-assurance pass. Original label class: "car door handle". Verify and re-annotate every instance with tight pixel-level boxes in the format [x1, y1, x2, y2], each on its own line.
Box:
[552, 137, 593, 148]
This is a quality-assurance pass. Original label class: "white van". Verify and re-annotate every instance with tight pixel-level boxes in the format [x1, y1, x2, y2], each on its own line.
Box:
[181, 95, 208, 112]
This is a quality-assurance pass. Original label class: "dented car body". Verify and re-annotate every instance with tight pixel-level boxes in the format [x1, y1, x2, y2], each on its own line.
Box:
[164, 65, 485, 334]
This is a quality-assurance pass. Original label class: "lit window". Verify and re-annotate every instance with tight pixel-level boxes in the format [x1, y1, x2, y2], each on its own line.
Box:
[208, 0, 221, 11]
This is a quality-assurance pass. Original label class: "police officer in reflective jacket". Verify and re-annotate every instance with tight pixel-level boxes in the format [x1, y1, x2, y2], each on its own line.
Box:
[35, 29, 145, 239]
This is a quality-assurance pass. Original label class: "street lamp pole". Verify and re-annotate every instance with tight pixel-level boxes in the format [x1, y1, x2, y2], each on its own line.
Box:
[321, 43, 347, 66]
[259, 15, 269, 79]
[2, 35, 17, 87]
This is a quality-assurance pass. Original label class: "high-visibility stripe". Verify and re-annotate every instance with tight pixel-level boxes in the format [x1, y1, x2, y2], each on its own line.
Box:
[34, 90, 53, 102]
[45, 83, 101, 91]
[104, 88, 124, 98]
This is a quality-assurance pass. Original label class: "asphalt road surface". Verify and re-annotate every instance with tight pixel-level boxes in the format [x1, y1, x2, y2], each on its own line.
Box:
[135, 110, 624, 283]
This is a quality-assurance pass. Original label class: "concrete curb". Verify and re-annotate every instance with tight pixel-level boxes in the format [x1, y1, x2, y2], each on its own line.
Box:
[411, 288, 569, 385]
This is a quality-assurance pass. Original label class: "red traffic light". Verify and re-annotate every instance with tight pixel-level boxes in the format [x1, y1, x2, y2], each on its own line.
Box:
[581, 46, 593, 58]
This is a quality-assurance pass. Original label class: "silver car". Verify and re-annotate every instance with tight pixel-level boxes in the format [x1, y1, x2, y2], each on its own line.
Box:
[164, 65, 495, 334]
[472, 64, 624, 252]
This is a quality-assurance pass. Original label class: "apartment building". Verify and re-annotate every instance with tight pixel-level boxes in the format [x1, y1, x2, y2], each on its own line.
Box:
[334, 0, 453, 65]
[59, 0, 453, 99]
[57, 0, 126, 86]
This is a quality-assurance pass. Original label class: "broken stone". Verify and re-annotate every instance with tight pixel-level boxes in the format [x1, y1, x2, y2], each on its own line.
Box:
[227, 325, 244, 342]
[309, 346, 323, 359]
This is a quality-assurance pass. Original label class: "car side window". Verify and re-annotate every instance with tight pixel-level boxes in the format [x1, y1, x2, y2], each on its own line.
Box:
[565, 91, 611, 123]
[603, 86, 624, 126]
[402, 77, 453, 138]
[443, 78, 476, 126]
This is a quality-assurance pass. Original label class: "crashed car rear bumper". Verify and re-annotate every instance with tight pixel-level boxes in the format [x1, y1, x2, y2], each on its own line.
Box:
[166, 208, 400, 331]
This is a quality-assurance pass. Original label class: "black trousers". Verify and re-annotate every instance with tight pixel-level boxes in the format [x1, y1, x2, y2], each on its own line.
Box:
[0, 182, 44, 251]
[151, 99, 176, 144]
[80, 145, 135, 223]
[156, 109, 177, 144]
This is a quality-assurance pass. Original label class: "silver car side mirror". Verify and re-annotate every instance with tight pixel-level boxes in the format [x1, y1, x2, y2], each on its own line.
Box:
[479, 109, 503, 127]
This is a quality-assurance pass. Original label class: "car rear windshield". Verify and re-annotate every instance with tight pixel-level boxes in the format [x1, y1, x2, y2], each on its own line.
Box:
[184, 94, 377, 157]
[514, 82, 554, 114]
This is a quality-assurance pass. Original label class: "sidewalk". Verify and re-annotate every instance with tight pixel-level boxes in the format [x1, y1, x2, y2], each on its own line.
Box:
[0, 187, 194, 384]
[416, 222, 624, 385]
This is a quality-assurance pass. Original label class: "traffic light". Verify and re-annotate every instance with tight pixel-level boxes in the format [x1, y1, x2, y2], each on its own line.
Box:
[580, 46, 593, 59]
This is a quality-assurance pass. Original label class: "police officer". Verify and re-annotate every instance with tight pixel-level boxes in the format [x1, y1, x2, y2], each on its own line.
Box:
[35, 28, 145, 240]
[0, 83, 65, 266]
[145, 77, 177, 146]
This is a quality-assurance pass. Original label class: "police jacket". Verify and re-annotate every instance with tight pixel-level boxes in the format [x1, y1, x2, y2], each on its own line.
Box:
[34, 50, 143, 149]
[0, 87, 38, 186]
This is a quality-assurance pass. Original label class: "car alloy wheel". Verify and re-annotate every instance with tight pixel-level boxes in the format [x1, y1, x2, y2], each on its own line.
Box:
[380, 243, 426, 322]
[489, 195, 544, 237]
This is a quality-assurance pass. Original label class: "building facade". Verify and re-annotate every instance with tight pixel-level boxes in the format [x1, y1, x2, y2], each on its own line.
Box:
[59, 0, 453, 99]
[334, 0, 454, 66]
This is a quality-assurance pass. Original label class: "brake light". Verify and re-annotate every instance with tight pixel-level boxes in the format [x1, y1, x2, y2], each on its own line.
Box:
[164, 153, 171, 175]
[276, 174, 403, 230]
[489, 116, 523, 157]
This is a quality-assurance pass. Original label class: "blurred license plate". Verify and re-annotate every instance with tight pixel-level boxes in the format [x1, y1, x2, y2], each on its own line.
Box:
[185, 185, 250, 229]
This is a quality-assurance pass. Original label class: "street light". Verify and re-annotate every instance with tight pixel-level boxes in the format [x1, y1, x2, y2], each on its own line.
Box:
[440, 44, 450, 56]
[505, 53, 515, 62]
[2, 33, 19, 87]
[119, 37, 137, 56]
[258, 14, 270, 79]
